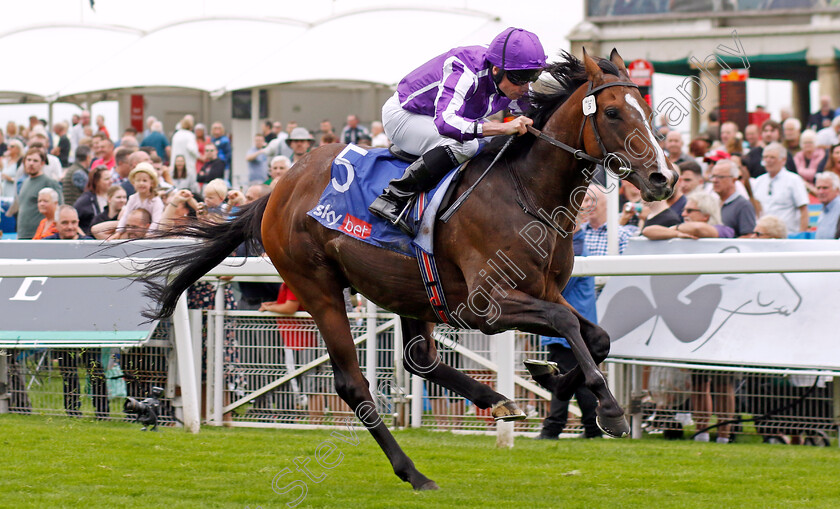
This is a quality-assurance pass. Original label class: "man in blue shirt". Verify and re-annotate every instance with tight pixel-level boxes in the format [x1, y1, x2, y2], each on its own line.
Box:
[580, 184, 636, 256]
[535, 227, 602, 439]
[815, 172, 840, 239]
[211, 122, 232, 175]
[139, 121, 170, 163]
[245, 134, 269, 184]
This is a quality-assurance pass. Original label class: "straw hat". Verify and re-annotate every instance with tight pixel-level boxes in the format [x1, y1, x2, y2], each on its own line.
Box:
[129, 162, 159, 186]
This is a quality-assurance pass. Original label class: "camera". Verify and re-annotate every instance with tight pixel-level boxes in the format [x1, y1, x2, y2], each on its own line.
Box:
[624, 202, 643, 214]
[124, 386, 163, 431]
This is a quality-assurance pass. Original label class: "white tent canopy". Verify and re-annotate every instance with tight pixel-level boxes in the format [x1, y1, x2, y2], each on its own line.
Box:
[0, 5, 570, 102]
[220, 9, 503, 92]
[0, 24, 141, 102]
[57, 18, 309, 97]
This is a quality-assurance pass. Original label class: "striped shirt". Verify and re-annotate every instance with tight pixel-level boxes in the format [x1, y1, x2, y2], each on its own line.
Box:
[581, 222, 636, 256]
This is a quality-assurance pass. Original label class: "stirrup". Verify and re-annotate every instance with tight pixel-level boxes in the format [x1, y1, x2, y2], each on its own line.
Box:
[392, 195, 417, 226]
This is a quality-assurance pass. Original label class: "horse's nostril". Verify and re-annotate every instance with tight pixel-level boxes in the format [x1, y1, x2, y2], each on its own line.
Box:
[649, 172, 668, 187]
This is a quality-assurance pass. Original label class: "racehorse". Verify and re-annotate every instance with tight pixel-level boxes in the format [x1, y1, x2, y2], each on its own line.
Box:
[139, 49, 677, 490]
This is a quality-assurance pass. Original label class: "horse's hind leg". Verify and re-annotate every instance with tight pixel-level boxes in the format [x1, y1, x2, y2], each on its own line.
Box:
[400, 318, 524, 420]
[284, 276, 438, 490]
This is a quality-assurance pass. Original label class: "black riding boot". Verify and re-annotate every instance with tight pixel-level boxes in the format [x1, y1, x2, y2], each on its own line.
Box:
[369, 146, 459, 235]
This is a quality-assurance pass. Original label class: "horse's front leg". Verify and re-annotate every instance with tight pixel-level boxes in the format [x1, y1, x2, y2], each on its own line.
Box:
[528, 306, 609, 402]
[472, 290, 628, 438]
[400, 318, 525, 421]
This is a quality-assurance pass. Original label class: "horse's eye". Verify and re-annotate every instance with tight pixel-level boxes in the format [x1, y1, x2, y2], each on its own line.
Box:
[605, 109, 619, 119]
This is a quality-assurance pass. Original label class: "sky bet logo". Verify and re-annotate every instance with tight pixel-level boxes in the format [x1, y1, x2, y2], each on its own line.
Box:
[311, 203, 343, 226]
[341, 214, 371, 239]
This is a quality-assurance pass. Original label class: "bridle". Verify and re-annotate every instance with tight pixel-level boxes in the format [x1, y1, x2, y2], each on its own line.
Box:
[507, 78, 640, 236]
[526, 79, 640, 167]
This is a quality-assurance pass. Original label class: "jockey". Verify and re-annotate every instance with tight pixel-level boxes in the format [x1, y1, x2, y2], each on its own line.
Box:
[369, 27, 547, 234]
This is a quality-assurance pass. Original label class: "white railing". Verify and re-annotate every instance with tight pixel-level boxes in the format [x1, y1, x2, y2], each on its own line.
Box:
[5, 246, 840, 440]
[7, 250, 840, 278]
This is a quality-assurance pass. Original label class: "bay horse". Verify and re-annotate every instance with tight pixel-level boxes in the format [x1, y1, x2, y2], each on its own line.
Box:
[140, 49, 677, 490]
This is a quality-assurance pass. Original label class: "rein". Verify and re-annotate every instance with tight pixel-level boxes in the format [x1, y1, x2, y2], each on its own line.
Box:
[440, 79, 640, 224]
[525, 125, 601, 164]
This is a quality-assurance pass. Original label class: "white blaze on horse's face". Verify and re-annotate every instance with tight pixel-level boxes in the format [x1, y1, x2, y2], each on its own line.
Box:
[624, 94, 677, 183]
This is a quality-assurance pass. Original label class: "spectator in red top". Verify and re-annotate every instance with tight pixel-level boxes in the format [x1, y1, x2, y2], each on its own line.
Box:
[90, 134, 115, 170]
[195, 123, 210, 174]
[260, 283, 325, 422]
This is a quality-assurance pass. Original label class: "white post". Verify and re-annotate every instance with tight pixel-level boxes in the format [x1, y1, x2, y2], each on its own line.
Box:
[393, 313, 406, 427]
[365, 299, 377, 390]
[606, 169, 620, 256]
[0, 351, 8, 413]
[250, 88, 259, 142]
[213, 282, 226, 424]
[172, 293, 200, 433]
[608, 362, 618, 408]
[631, 364, 643, 439]
[495, 331, 516, 449]
[411, 374, 423, 428]
[47, 102, 54, 132]
[189, 309, 203, 419]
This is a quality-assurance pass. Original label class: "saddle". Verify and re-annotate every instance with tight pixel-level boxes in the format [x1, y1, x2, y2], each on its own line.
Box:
[388, 145, 419, 163]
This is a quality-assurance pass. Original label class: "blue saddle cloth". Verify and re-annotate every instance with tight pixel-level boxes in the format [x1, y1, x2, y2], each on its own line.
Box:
[307, 145, 456, 256]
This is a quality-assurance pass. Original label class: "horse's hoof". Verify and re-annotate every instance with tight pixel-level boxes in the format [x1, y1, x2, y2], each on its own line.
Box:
[492, 400, 527, 422]
[416, 480, 440, 491]
[524, 360, 559, 393]
[524, 359, 559, 378]
[596, 413, 630, 438]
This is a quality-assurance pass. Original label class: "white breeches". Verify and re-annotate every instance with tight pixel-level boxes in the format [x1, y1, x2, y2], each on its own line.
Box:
[381, 92, 478, 163]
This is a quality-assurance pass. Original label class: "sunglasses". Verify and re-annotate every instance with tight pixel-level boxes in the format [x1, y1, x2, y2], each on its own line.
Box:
[746, 231, 771, 238]
[683, 207, 701, 214]
[505, 69, 541, 86]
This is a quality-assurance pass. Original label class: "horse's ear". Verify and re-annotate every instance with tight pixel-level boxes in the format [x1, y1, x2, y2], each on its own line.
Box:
[582, 47, 604, 84]
[609, 48, 629, 77]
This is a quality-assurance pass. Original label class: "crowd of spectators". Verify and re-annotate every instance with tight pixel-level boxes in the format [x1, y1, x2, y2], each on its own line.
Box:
[0, 111, 389, 241]
[633, 98, 840, 241]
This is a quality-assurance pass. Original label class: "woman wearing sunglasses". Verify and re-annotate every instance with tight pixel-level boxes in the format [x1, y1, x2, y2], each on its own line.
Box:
[642, 190, 735, 240]
[370, 27, 547, 233]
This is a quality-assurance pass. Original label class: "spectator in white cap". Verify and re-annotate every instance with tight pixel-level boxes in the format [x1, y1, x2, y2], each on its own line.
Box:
[110, 162, 164, 239]
[286, 127, 314, 166]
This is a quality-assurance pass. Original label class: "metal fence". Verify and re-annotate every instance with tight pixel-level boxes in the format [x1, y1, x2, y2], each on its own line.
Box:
[3, 302, 837, 444]
[620, 364, 837, 444]
[1, 321, 175, 425]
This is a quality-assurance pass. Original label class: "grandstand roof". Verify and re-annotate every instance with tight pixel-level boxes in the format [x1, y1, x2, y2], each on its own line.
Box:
[0, 4, 571, 103]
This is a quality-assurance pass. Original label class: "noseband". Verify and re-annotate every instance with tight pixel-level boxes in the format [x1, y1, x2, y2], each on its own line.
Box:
[527, 79, 639, 167]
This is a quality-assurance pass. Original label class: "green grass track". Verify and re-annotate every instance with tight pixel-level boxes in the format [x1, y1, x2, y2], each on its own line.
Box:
[2, 414, 838, 508]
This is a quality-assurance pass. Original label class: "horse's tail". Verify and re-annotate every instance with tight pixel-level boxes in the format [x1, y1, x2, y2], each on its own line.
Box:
[139, 193, 271, 321]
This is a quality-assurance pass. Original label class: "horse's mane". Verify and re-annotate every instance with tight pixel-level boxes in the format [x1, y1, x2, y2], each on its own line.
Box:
[487, 51, 622, 157]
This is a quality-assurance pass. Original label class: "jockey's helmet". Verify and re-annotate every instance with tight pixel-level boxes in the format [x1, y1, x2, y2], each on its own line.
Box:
[486, 27, 546, 85]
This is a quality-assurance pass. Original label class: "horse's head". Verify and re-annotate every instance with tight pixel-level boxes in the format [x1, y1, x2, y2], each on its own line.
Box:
[580, 48, 677, 201]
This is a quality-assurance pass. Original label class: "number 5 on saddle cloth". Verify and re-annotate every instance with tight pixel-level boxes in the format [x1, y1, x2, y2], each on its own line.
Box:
[307, 143, 464, 324]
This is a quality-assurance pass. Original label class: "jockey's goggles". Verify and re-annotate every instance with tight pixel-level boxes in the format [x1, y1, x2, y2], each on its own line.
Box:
[505, 68, 542, 85]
